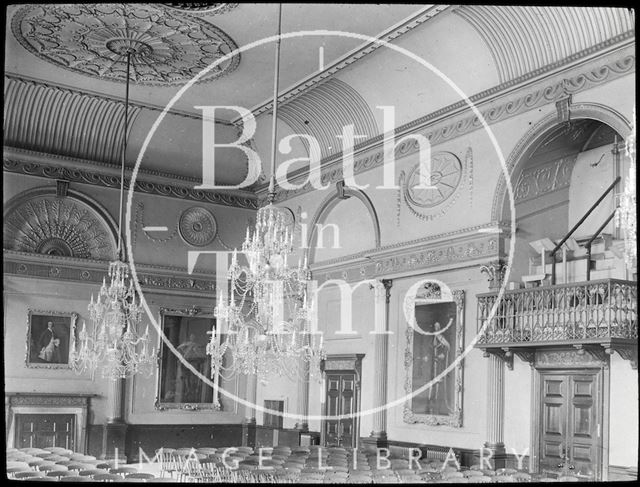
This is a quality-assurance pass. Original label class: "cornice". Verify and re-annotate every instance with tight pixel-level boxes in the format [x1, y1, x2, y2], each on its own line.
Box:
[3, 151, 259, 211]
[262, 42, 635, 203]
[3, 250, 217, 296]
[309, 222, 508, 283]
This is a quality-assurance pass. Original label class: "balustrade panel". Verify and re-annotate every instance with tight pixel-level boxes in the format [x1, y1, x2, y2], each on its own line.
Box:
[477, 280, 637, 345]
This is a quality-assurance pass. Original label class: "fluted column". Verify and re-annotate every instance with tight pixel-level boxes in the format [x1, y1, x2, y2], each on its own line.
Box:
[364, 279, 392, 451]
[477, 260, 507, 469]
[106, 378, 124, 423]
[102, 378, 127, 460]
[295, 360, 310, 431]
[242, 372, 258, 448]
[486, 355, 505, 445]
[244, 373, 257, 423]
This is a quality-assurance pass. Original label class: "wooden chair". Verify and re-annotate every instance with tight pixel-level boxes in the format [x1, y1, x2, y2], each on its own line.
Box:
[110, 466, 140, 478]
[78, 468, 110, 478]
[93, 473, 124, 482]
[47, 470, 75, 478]
[7, 465, 31, 479]
[14, 471, 45, 479]
[45, 447, 73, 456]
[125, 472, 158, 480]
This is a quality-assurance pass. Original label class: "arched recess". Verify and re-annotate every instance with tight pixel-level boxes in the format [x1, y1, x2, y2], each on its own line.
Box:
[491, 103, 630, 283]
[491, 103, 632, 223]
[306, 187, 381, 265]
[3, 186, 119, 261]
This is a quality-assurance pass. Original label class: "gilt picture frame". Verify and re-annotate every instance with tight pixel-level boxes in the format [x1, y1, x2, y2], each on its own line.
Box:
[403, 286, 465, 427]
[155, 307, 223, 411]
[26, 310, 78, 369]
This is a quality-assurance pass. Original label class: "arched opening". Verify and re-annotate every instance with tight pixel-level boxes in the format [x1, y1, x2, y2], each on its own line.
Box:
[307, 188, 380, 265]
[501, 118, 625, 284]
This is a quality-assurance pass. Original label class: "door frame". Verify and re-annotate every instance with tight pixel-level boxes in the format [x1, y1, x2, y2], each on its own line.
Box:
[530, 355, 610, 481]
[320, 354, 364, 448]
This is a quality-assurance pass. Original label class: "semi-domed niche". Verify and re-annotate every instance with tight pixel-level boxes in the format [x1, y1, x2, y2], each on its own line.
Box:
[501, 118, 622, 282]
[4, 192, 117, 261]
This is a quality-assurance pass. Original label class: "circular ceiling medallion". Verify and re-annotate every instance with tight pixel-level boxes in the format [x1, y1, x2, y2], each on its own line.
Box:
[179, 207, 218, 247]
[404, 152, 463, 208]
[163, 3, 239, 14]
[12, 3, 240, 86]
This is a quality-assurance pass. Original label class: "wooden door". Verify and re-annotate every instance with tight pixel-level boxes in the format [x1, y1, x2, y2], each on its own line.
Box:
[16, 414, 75, 450]
[324, 372, 357, 448]
[539, 371, 600, 479]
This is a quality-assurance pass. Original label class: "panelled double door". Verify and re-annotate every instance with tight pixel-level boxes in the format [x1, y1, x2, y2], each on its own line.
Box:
[539, 369, 603, 480]
[323, 372, 358, 448]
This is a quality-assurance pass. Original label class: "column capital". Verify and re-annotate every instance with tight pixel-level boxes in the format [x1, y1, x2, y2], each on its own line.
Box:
[382, 279, 393, 303]
[479, 260, 507, 290]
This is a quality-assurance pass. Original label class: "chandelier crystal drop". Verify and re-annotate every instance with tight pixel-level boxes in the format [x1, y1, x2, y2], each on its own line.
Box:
[615, 108, 637, 270]
[70, 44, 155, 380]
[207, 4, 325, 382]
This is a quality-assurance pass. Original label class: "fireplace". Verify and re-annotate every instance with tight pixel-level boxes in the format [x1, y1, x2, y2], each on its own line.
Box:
[6, 393, 93, 453]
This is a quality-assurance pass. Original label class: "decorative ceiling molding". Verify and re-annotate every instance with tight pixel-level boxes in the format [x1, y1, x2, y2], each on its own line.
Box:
[266, 47, 635, 203]
[2, 157, 259, 211]
[3, 249, 217, 296]
[11, 3, 240, 86]
[279, 79, 379, 160]
[235, 4, 450, 123]
[4, 76, 141, 165]
[163, 3, 239, 15]
[453, 6, 635, 84]
[4, 73, 236, 125]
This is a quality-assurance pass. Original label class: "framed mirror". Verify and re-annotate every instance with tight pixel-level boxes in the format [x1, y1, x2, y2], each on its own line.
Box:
[155, 307, 223, 410]
[403, 285, 464, 427]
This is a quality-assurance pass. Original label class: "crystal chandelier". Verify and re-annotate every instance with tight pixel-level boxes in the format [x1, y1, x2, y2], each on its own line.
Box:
[615, 108, 637, 270]
[71, 43, 155, 380]
[207, 4, 325, 382]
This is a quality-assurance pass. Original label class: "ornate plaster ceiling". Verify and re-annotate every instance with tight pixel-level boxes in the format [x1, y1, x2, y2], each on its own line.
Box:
[163, 3, 239, 14]
[11, 3, 240, 85]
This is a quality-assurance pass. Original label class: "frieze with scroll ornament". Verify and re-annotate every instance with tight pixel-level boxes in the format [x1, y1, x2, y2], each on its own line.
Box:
[314, 235, 499, 284]
[4, 254, 216, 294]
[3, 158, 259, 210]
[535, 349, 609, 368]
[8, 395, 90, 407]
[514, 155, 577, 203]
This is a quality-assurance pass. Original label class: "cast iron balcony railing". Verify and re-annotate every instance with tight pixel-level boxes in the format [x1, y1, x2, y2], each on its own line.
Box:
[476, 279, 637, 368]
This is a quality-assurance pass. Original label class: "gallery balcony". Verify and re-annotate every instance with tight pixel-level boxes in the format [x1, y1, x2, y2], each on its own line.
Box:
[476, 278, 637, 369]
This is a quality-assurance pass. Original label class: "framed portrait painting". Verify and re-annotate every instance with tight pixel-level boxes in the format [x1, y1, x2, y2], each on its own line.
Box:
[26, 310, 78, 369]
[155, 307, 231, 411]
[403, 284, 464, 427]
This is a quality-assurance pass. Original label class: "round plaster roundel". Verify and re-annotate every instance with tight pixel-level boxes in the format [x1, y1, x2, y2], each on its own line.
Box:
[404, 152, 463, 208]
[179, 207, 218, 247]
[11, 3, 240, 86]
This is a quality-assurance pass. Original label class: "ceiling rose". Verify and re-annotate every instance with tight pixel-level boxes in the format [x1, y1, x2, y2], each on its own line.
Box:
[11, 3, 240, 86]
